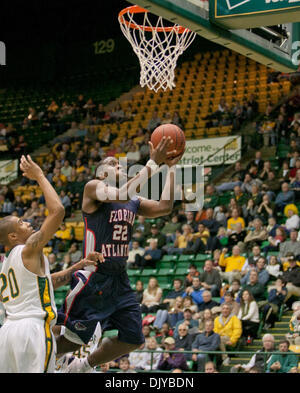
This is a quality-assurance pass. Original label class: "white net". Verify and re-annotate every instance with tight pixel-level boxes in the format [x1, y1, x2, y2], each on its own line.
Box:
[119, 7, 197, 93]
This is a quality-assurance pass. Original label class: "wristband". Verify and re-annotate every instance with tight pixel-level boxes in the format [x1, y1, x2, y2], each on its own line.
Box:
[146, 159, 160, 173]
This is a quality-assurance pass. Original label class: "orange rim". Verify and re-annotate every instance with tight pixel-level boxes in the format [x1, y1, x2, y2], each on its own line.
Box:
[118, 5, 188, 33]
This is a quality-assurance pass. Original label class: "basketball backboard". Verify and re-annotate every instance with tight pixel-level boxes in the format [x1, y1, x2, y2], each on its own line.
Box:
[126, 0, 299, 72]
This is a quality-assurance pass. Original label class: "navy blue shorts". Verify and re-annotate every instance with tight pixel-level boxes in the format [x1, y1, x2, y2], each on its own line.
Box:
[57, 269, 145, 346]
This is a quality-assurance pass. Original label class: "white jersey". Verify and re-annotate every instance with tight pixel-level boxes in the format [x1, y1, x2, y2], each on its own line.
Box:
[0, 244, 57, 373]
[0, 245, 57, 325]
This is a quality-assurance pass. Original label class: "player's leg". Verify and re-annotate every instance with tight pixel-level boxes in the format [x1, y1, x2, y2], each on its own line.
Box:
[64, 301, 144, 372]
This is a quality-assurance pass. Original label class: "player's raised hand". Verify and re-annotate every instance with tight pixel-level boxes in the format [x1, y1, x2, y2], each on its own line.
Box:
[20, 155, 44, 181]
[148, 136, 173, 165]
[164, 149, 185, 167]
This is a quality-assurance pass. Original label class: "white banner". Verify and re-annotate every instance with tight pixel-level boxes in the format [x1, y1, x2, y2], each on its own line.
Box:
[179, 136, 242, 166]
[0, 160, 18, 185]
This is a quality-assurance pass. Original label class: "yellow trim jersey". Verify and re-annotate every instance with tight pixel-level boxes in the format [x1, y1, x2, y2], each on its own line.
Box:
[0, 245, 57, 325]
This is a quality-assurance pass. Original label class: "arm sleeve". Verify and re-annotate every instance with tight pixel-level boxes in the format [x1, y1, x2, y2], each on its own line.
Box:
[230, 317, 242, 345]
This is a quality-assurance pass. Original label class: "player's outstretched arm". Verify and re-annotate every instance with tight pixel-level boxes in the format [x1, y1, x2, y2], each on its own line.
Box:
[84, 137, 175, 204]
[20, 155, 65, 273]
[138, 152, 184, 218]
[51, 252, 104, 289]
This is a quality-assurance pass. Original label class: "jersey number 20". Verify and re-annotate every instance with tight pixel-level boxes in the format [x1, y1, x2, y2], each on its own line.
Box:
[0, 268, 20, 303]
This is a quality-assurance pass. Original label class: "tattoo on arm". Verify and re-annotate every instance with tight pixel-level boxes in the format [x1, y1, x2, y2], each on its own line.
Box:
[51, 265, 79, 288]
[26, 231, 44, 249]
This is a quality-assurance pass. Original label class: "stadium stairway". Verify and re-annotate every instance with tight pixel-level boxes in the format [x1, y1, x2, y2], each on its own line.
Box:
[219, 310, 293, 372]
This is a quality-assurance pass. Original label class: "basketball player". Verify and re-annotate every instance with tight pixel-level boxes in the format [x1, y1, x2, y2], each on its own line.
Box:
[0, 155, 102, 373]
[56, 137, 183, 372]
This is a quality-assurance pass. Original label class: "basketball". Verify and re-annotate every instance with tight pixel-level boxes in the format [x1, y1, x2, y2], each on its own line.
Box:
[151, 124, 186, 158]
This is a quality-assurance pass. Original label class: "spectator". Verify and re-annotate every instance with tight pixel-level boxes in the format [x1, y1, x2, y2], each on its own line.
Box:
[246, 151, 264, 173]
[257, 193, 275, 223]
[141, 337, 163, 370]
[117, 357, 136, 373]
[284, 205, 300, 231]
[164, 296, 185, 329]
[162, 279, 185, 308]
[147, 111, 161, 132]
[134, 280, 144, 304]
[231, 333, 276, 373]
[238, 289, 260, 342]
[241, 257, 270, 287]
[227, 223, 247, 251]
[275, 182, 295, 212]
[168, 224, 194, 255]
[227, 208, 245, 232]
[198, 308, 215, 332]
[218, 291, 240, 316]
[157, 337, 188, 371]
[218, 246, 247, 284]
[128, 343, 147, 371]
[243, 245, 263, 274]
[267, 340, 298, 373]
[203, 184, 220, 209]
[282, 254, 300, 303]
[174, 323, 194, 358]
[140, 277, 163, 314]
[241, 270, 265, 303]
[199, 208, 220, 236]
[213, 303, 242, 366]
[266, 255, 282, 280]
[196, 290, 220, 314]
[48, 253, 62, 273]
[265, 226, 287, 254]
[182, 276, 205, 307]
[145, 224, 166, 249]
[135, 239, 162, 269]
[127, 240, 145, 268]
[279, 229, 300, 262]
[133, 216, 151, 238]
[173, 309, 199, 339]
[60, 190, 72, 218]
[154, 296, 183, 330]
[183, 264, 201, 288]
[191, 320, 220, 372]
[261, 171, 281, 201]
[243, 218, 268, 251]
[155, 322, 173, 346]
[286, 310, 300, 346]
[263, 277, 287, 329]
[67, 242, 82, 264]
[161, 214, 182, 243]
[205, 361, 218, 373]
[232, 185, 249, 207]
[199, 260, 222, 297]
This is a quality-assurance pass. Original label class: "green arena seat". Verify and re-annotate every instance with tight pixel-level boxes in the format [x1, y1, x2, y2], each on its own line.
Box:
[158, 282, 172, 290]
[157, 268, 175, 276]
[156, 261, 175, 270]
[195, 254, 211, 262]
[140, 268, 157, 277]
[174, 267, 189, 275]
[177, 254, 195, 262]
[175, 261, 190, 269]
[161, 255, 178, 262]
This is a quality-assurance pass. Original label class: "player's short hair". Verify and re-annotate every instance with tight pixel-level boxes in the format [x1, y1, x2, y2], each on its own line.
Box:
[95, 157, 118, 179]
[0, 216, 16, 245]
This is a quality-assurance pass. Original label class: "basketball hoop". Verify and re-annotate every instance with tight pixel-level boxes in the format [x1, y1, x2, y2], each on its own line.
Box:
[118, 5, 196, 93]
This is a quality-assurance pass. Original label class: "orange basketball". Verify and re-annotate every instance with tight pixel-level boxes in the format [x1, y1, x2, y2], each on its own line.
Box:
[151, 124, 185, 158]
